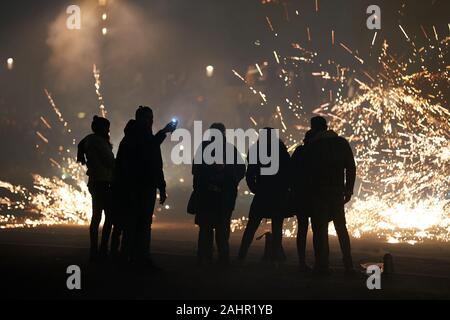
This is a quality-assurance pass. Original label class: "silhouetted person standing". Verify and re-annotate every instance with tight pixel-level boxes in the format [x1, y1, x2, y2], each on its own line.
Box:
[305, 116, 356, 275]
[192, 123, 246, 265]
[290, 130, 315, 271]
[115, 106, 176, 267]
[238, 128, 291, 263]
[110, 120, 138, 261]
[77, 116, 115, 262]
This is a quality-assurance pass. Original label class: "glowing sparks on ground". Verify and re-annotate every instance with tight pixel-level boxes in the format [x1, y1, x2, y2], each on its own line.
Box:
[0, 159, 91, 228]
[1, 89, 92, 228]
[230, 5, 449, 244]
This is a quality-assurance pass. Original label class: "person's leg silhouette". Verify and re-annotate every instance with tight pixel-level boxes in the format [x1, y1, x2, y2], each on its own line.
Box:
[238, 217, 262, 261]
[88, 182, 107, 261]
[333, 213, 353, 272]
[311, 213, 330, 273]
[271, 217, 284, 261]
[297, 215, 309, 268]
[198, 225, 214, 264]
[134, 188, 156, 264]
[215, 218, 231, 265]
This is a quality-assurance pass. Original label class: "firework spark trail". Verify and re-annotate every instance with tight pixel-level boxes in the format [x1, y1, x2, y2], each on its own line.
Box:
[1, 3, 449, 245]
[1, 62, 115, 228]
[44, 89, 70, 131]
[40, 116, 52, 129]
[339, 42, 364, 64]
[36, 131, 49, 144]
[1, 89, 92, 228]
[231, 5, 450, 244]
[93, 64, 108, 118]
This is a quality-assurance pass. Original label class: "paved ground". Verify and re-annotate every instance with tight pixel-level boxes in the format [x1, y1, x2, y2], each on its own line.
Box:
[0, 226, 449, 300]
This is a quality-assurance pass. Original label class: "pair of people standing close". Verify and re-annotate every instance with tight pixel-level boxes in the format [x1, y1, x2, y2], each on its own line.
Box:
[78, 107, 176, 266]
[190, 126, 289, 266]
[191, 117, 356, 275]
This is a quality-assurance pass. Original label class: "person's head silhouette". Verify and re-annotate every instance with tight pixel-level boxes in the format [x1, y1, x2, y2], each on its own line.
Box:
[310, 116, 328, 132]
[136, 106, 153, 129]
[91, 116, 110, 139]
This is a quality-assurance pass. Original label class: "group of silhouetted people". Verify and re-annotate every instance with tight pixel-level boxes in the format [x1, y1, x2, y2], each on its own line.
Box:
[78, 107, 356, 275]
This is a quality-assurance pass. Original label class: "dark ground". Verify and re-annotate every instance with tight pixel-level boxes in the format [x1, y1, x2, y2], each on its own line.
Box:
[0, 225, 449, 300]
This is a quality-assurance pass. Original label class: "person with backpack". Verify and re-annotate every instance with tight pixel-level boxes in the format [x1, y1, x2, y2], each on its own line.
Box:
[77, 116, 115, 262]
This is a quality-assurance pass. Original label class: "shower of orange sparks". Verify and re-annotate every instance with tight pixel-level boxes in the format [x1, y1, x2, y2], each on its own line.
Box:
[230, 4, 450, 244]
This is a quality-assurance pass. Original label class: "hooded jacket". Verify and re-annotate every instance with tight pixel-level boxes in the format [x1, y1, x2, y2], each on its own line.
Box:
[115, 120, 166, 191]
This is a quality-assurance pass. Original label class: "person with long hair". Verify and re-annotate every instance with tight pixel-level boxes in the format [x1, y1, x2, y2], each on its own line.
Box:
[77, 116, 115, 262]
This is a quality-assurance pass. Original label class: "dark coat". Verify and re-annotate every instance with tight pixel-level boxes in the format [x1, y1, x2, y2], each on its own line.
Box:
[192, 140, 246, 227]
[114, 120, 166, 191]
[246, 139, 291, 219]
[302, 130, 356, 197]
[114, 120, 138, 187]
[112, 120, 167, 227]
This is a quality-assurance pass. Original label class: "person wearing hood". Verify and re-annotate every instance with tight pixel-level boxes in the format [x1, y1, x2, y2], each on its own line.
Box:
[77, 116, 115, 262]
[109, 119, 138, 261]
[304, 116, 356, 275]
[114, 106, 176, 267]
